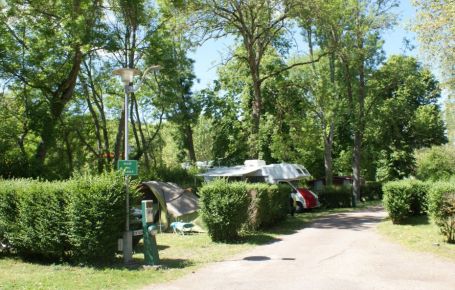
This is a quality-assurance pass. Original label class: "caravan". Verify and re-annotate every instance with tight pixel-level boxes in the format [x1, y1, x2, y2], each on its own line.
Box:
[199, 160, 320, 210]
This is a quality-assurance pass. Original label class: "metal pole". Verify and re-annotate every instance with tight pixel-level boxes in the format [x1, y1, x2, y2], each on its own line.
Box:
[123, 85, 132, 263]
[124, 85, 129, 231]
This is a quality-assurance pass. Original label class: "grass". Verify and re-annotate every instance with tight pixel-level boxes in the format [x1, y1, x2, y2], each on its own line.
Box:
[377, 215, 455, 261]
[0, 200, 380, 290]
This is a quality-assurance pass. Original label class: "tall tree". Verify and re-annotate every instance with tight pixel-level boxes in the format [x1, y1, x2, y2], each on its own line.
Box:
[187, 0, 322, 158]
[0, 0, 105, 173]
[311, 0, 397, 201]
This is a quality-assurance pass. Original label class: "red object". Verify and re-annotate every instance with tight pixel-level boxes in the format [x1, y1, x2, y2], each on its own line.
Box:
[297, 188, 319, 209]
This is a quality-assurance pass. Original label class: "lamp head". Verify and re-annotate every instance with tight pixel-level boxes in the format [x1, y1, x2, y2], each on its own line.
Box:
[113, 68, 141, 85]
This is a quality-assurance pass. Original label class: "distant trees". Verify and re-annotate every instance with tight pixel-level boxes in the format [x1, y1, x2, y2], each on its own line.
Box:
[0, 0, 449, 187]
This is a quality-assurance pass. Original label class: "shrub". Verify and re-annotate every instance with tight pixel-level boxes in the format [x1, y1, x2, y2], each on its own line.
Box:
[245, 184, 289, 230]
[415, 146, 455, 181]
[361, 181, 383, 200]
[0, 171, 128, 263]
[0, 179, 20, 250]
[383, 181, 412, 224]
[66, 172, 126, 263]
[199, 179, 249, 242]
[12, 181, 69, 261]
[315, 186, 352, 208]
[382, 180, 430, 223]
[408, 180, 430, 215]
[427, 182, 455, 243]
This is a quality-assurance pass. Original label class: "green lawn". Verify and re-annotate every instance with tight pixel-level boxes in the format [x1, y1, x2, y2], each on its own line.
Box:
[0, 201, 380, 290]
[377, 215, 455, 261]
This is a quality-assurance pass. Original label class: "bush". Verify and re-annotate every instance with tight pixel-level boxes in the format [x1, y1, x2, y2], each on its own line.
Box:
[245, 184, 289, 230]
[383, 181, 412, 224]
[11, 181, 69, 261]
[361, 181, 383, 200]
[408, 180, 430, 215]
[0, 171, 128, 263]
[415, 146, 455, 181]
[315, 186, 352, 208]
[427, 182, 455, 243]
[66, 172, 127, 263]
[0, 179, 21, 250]
[199, 179, 250, 242]
[382, 180, 430, 224]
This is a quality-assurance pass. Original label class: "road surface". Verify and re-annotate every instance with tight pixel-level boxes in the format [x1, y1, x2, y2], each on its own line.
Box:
[144, 206, 455, 290]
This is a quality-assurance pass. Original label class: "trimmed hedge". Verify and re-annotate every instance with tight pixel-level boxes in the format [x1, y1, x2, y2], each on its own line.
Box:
[428, 182, 455, 243]
[199, 180, 290, 241]
[315, 186, 352, 208]
[245, 184, 289, 230]
[199, 180, 250, 242]
[383, 180, 430, 224]
[0, 171, 128, 263]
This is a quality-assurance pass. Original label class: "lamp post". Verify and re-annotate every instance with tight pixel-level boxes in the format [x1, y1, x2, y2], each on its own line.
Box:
[113, 67, 141, 264]
[113, 66, 160, 264]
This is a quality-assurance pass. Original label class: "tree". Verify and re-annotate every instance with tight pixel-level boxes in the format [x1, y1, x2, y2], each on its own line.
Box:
[311, 0, 397, 201]
[0, 0, 106, 172]
[367, 55, 447, 181]
[412, 0, 455, 89]
[186, 0, 323, 158]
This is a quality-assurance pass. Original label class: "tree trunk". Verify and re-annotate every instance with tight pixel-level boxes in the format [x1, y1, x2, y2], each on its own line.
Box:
[35, 48, 83, 166]
[132, 94, 151, 171]
[324, 122, 334, 186]
[114, 108, 125, 167]
[249, 55, 262, 159]
[185, 124, 197, 163]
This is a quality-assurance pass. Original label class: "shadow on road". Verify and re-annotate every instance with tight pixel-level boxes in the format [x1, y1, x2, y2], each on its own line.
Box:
[309, 212, 384, 231]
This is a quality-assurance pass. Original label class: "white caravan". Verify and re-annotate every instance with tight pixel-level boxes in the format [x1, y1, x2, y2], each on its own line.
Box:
[199, 160, 319, 210]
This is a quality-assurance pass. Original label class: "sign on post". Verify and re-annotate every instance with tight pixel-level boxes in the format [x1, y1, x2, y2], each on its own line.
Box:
[118, 160, 138, 176]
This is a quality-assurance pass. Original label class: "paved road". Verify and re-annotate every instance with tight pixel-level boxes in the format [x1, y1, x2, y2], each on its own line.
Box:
[144, 207, 455, 290]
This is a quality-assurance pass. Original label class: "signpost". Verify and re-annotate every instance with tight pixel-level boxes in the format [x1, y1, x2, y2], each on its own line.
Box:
[118, 160, 138, 176]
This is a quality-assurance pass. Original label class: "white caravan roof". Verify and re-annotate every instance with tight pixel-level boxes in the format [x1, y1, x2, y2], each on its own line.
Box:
[199, 160, 311, 184]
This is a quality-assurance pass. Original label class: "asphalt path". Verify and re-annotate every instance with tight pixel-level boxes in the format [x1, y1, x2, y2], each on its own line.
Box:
[144, 206, 455, 290]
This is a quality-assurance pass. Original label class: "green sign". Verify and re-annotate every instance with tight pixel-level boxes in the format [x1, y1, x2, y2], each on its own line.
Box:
[118, 160, 138, 176]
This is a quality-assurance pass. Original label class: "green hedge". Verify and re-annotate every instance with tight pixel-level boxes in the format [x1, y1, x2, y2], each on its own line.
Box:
[199, 180, 250, 242]
[383, 180, 430, 224]
[361, 181, 383, 200]
[428, 182, 455, 243]
[315, 186, 352, 208]
[245, 184, 289, 230]
[0, 171, 128, 263]
[199, 180, 290, 241]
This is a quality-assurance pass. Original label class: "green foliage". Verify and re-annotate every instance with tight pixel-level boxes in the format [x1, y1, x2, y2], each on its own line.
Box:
[360, 181, 383, 200]
[66, 172, 126, 263]
[383, 180, 430, 224]
[245, 184, 289, 230]
[199, 180, 250, 242]
[415, 145, 455, 181]
[141, 166, 202, 189]
[408, 180, 430, 215]
[0, 171, 127, 263]
[427, 182, 455, 243]
[383, 181, 412, 224]
[315, 186, 352, 208]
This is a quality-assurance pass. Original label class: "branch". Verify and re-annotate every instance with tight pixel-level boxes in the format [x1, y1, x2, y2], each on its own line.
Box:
[260, 51, 329, 83]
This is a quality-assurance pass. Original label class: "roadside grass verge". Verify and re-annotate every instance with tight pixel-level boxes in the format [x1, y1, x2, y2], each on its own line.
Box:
[377, 215, 455, 261]
[0, 200, 380, 290]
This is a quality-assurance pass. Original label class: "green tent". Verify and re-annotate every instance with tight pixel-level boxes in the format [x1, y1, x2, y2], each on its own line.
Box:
[138, 181, 200, 231]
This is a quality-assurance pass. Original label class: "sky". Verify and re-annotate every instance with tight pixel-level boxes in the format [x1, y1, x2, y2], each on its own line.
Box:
[190, 0, 419, 91]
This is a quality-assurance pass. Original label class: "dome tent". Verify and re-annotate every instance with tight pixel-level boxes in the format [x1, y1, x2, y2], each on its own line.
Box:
[138, 181, 199, 231]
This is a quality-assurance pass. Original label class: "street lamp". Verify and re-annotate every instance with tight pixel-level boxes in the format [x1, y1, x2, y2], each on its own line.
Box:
[113, 66, 160, 264]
